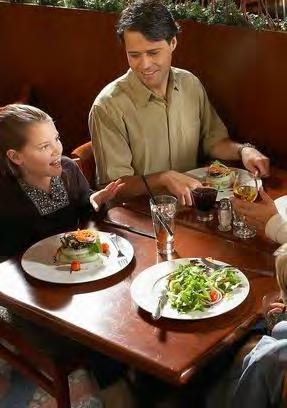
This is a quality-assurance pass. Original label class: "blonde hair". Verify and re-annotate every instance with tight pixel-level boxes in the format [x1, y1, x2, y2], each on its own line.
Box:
[0, 104, 52, 177]
[275, 243, 287, 304]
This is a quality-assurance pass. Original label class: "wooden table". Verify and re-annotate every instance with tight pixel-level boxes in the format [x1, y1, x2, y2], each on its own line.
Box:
[0, 166, 285, 385]
[119, 166, 287, 255]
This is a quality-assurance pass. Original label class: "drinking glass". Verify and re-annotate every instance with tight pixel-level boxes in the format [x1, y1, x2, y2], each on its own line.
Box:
[150, 195, 177, 255]
[232, 171, 258, 239]
[191, 187, 217, 222]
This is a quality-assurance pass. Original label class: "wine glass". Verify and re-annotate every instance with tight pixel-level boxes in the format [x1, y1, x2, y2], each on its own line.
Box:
[233, 171, 258, 239]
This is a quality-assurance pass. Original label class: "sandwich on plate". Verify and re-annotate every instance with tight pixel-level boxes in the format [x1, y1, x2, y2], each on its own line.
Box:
[206, 161, 235, 190]
[55, 229, 109, 265]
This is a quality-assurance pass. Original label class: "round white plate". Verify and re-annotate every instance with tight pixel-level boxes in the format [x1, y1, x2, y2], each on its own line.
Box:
[186, 167, 262, 201]
[274, 195, 287, 216]
[21, 231, 134, 284]
[130, 258, 250, 320]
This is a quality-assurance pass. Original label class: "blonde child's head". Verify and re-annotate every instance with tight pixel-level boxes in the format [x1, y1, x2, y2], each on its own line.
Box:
[0, 104, 53, 177]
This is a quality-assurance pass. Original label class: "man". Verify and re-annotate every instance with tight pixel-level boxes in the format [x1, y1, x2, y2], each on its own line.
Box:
[89, 0, 269, 205]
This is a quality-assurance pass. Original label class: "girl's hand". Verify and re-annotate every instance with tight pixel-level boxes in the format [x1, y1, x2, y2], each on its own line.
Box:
[267, 301, 286, 317]
[89, 179, 124, 211]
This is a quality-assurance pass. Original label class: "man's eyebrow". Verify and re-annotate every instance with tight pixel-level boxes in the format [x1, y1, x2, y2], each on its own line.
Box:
[128, 48, 162, 54]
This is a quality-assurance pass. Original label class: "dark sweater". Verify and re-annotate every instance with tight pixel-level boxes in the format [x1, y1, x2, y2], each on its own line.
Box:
[0, 156, 94, 257]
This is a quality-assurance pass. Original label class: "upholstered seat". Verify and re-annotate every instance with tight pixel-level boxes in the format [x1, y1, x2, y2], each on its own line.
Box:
[71, 141, 95, 188]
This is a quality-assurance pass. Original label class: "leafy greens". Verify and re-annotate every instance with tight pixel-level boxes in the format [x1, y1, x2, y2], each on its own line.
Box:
[167, 260, 241, 313]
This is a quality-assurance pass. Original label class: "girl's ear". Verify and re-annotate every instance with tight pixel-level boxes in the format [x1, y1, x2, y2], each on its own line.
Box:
[6, 149, 23, 166]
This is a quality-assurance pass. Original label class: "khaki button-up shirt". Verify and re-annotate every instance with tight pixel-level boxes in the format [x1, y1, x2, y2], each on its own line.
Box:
[89, 67, 229, 185]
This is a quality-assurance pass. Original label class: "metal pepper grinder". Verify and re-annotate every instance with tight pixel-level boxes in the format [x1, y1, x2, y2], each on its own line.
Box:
[218, 198, 232, 232]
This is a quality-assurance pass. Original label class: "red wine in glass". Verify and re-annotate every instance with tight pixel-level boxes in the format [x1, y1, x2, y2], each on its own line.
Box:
[192, 187, 217, 221]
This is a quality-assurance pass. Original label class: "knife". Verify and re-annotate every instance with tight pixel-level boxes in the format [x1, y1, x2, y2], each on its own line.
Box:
[152, 289, 169, 320]
[102, 218, 155, 239]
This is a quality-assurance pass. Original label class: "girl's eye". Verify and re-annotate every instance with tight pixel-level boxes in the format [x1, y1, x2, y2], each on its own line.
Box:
[40, 144, 49, 151]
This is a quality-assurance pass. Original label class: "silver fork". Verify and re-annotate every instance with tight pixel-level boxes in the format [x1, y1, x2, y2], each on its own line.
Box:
[200, 257, 273, 276]
[109, 233, 126, 258]
[200, 258, 222, 270]
[118, 258, 128, 268]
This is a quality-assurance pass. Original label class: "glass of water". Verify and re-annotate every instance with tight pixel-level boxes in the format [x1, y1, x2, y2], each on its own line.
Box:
[150, 195, 177, 255]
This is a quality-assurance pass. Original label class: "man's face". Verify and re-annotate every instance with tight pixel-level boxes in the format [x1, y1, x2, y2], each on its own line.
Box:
[124, 30, 177, 95]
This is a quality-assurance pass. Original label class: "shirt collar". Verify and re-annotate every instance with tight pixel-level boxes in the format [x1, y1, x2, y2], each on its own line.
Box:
[127, 68, 180, 107]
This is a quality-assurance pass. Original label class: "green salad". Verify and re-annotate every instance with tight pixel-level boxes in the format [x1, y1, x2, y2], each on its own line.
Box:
[167, 260, 241, 313]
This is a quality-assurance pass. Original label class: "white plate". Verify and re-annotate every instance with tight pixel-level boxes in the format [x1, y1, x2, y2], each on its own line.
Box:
[186, 167, 262, 201]
[21, 231, 134, 284]
[130, 258, 250, 320]
[275, 195, 287, 216]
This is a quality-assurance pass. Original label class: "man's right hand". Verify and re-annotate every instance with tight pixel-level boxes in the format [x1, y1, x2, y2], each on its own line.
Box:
[160, 170, 202, 206]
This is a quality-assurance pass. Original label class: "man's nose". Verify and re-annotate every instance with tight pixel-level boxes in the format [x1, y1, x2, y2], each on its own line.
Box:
[139, 54, 152, 70]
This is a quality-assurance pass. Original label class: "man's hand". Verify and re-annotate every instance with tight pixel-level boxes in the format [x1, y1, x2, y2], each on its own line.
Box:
[232, 187, 278, 232]
[160, 170, 202, 206]
[241, 147, 270, 177]
[90, 179, 124, 211]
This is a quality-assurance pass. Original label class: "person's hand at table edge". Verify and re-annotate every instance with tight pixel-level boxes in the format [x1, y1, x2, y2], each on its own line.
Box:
[232, 187, 278, 232]
[159, 170, 202, 207]
[241, 147, 270, 178]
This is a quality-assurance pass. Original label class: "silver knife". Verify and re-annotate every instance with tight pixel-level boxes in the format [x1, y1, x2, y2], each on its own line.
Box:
[152, 289, 169, 320]
[102, 218, 155, 239]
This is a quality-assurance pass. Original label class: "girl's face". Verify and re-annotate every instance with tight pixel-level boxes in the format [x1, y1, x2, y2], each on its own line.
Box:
[8, 120, 63, 179]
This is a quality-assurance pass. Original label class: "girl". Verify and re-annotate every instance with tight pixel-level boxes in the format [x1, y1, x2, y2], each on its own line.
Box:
[0, 104, 133, 407]
[0, 103, 123, 257]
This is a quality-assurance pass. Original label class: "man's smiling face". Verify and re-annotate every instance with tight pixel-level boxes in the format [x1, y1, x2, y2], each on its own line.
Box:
[124, 30, 177, 97]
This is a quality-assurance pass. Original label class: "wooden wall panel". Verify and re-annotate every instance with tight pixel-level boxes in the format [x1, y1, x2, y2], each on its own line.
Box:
[0, 4, 127, 153]
[0, 3, 286, 167]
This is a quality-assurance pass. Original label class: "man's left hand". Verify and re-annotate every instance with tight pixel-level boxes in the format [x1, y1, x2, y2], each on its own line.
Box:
[241, 147, 270, 177]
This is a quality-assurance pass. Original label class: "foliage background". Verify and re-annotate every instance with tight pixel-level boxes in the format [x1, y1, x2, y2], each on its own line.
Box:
[8, 0, 287, 31]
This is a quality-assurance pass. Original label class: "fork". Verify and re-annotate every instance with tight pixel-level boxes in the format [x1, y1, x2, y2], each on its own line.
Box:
[200, 257, 273, 276]
[118, 258, 128, 268]
[200, 258, 222, 270]
[109, 233, 126, 258]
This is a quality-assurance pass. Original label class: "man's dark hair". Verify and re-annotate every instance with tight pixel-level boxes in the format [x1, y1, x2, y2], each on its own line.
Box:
[117, 0, 180, 43]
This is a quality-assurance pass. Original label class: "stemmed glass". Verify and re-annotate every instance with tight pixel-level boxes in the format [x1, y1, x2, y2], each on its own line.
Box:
[233, 171, 258, 239]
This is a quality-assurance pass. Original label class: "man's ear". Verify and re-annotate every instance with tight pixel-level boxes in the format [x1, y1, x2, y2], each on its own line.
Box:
[6, 149, 23, 166]
[170, 37, 177, 52]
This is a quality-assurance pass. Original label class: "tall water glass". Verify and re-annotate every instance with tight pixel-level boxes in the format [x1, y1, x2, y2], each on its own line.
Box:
[150, 195, 177, 255]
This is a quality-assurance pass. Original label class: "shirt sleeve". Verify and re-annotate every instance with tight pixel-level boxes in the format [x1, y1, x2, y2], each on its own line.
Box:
[198, 80, 230, 155]
[89, 103, 134, 185]
[265, 213, 287, 244]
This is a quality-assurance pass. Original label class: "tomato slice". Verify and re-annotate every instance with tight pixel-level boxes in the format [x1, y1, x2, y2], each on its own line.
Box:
[70, 260, 81, 272]
[210, 289, 220, 303]
[101, 242, 109, 254]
